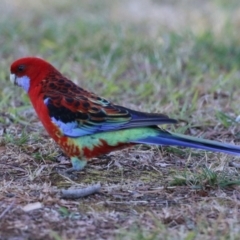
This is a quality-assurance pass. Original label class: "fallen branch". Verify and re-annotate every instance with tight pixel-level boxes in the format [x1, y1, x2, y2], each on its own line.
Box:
[61, 183, 101, 199]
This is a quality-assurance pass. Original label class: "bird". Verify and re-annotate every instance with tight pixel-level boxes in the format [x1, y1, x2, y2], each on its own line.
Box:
[10, 57, 240, 173]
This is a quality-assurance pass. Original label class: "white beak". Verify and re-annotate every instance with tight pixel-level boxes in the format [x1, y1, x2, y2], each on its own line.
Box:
[10, 73, 16, 84]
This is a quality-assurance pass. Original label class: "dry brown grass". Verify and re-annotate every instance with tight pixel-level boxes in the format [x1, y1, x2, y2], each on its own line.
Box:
[1, 0, 240, 239]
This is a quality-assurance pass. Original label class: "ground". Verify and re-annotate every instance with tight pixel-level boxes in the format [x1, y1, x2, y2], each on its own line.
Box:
[1, 0, 240, 239]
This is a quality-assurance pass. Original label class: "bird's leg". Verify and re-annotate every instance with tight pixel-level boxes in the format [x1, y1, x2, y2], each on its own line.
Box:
[58, 157, 87, 179]
[64, 157, 87, 174]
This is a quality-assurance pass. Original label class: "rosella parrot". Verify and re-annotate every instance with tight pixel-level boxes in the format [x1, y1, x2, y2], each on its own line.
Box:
[10, 57, 240, 173]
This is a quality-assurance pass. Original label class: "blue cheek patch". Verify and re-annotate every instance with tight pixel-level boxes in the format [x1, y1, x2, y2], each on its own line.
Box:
[16, 76, 30, 92]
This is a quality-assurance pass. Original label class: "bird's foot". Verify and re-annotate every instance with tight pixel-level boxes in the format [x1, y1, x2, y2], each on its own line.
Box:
[58, 168, 79, 180]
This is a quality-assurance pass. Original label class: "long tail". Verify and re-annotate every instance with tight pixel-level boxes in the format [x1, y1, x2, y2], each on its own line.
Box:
[133, 130, 240, 156]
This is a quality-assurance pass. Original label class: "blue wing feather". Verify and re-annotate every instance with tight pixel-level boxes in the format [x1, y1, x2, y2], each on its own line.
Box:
[44, 95, 177, 137]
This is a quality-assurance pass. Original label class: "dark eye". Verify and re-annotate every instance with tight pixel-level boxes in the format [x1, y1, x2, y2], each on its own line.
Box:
[18, 65, 25, 72]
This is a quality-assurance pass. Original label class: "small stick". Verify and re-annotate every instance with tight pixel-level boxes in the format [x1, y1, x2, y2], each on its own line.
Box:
[229, 162, 240, 169]
[0, 200, 15, 219]
[61, 183, 101, 199]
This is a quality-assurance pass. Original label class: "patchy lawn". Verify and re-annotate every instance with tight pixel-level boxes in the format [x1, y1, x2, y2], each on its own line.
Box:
[1, 0, 240, 239]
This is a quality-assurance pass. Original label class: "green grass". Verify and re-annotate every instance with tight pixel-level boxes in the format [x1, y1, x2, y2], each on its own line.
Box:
[1, 0, 240, 239]
[170, 167, 240, 189]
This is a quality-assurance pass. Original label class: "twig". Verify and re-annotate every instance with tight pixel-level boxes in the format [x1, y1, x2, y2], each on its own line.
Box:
[229, 162, 240, 169]
[0, 200, 15, 219]
[61, 183, 101, 199]
[105, 200, 148, 204]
